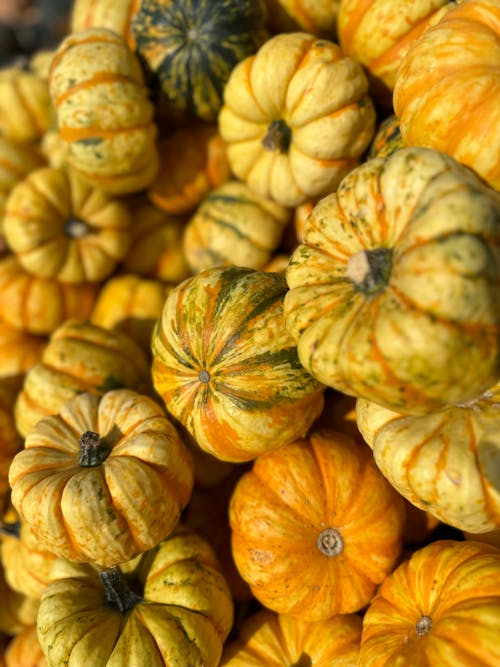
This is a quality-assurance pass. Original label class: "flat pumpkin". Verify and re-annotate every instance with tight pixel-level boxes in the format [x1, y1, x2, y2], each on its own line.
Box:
[9, 389, 194, 568]
[229, 429, 406, 619]
[151, 266, 325, 462]
[284, 147, 500, 414]
[356, 384, 500, 533]
[218, 31, 376, 207]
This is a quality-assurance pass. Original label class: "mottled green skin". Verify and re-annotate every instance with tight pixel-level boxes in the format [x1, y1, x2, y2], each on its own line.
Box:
[132, 0, 269, 121]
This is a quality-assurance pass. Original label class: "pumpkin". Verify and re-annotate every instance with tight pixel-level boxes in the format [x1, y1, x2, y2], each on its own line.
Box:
[229, 429, 406, 619]
[0, 255, 98, 336]
[151, 266, 325, 462]
[28, 49, 55, 81]
[0, 321, 46, 388]
[5, 625, 46, 667]
[221, 608, 362, 666]
[120, 198, 190, 284]
[90, 273, 173, 354]
[148, 122, 231, 215]
[48, 28, 159, 195]
[0, 383, 23, 510]
[70, 0, 140, 50]
[37, 526, 233, 667]
[132, 0, 269, 122]
[9, 389, 194, 568]
[183, 180, 291, 273]
[337, 0, 452, 108]
[0, 68, 53, 144]
[367, 114, 404, 159]
[14, 319, 151, 438]
[283, 146, 500, 415]
[355, 384, 500, 533]
[358, 539, 500, 666]
[0, 566, 39, 637]
[3, 166, 132, 283]
[0, 137, 45, 230]
[393, 0, 500, 190]
[39, 130, 69, 170]
[264, 0, 340, 37]
[218, 32, 376, 207]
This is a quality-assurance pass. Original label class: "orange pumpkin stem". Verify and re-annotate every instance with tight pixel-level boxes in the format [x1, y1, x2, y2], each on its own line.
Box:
[78, 430, 111, 467]
[262, 119, 292, 154]
[317, 527, 344, 556]
[99, 566, 142, 614]
[415, 615, 432, 637]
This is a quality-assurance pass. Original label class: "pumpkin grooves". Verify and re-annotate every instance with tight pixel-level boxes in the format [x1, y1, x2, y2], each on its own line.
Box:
[77, 430, 111, 467]
[317, 527, 344, 556]
[99, 566, 142, 614]
[262, 119, 292, 154]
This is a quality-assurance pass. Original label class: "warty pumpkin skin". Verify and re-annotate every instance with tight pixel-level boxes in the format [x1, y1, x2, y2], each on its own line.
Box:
[284, 146, 500, 415]
[218, 32, 376, 207]
[132, 0, 269, 122]
[37, 526, 233, 667]
[151, 266, 325, 462]
[48, 28, 159, 195]
[0, 69, 53, 144]
[3, 166, 132, 283]
[358, 539, 500, 667]
[221, 608, 362, 666]
[14, 319, 152, 438]
[9, 389, 194, 568]
[356, 384, 500, 533]
[229, 429, 406, 619]
[393, 0, 500, 191]
[70, 0, 140, 50]
[183, 180, 291, 273]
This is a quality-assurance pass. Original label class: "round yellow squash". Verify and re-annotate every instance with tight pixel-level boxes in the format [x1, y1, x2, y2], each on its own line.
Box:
[218, 31, 376, 207]
[0, 68, 53, 144]
[284, 146, 500, 414]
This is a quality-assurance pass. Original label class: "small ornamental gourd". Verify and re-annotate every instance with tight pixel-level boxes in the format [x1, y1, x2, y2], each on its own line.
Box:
[37, 526, 233, 667]
[3, 166, 132, 283]
[0, 322, 46, 388]
[0, 567, 39, 637]
[229, 429, 406, 619]
[48, 28, 159, 195]
[221, 608, 362, 666]
[218, 32, 376, 207]
[132, 0, 269, 122]
[367, 114, 403, 159]
[264, 0, 340, 38]
[0, 69, 53, 144]
[284, 147, 500, 415]
[359, 540, 500, 667]
[70, 0, 141, 50]
[4, 625, 46, 667]
[9, 389, 194, 568]
[151, 266, 325, 463]
[0, 383, 22, 509]
[183, 180, 291, 273]
[393, 0, 500, 190]
[14, 319, 152, 438]
[356, 384, 500, 533]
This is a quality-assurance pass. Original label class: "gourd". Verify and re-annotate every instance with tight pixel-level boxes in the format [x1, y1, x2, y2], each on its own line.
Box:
[37, 526, 234, 667]
[229, 429, 406, 619]
[0, 566, 39, 637]
[0, 321, 46, 388]
[284, 147, 500, 415]
[356, 384, 500, 533]
[218, 31, 376, 207]
[0, 68, 53, 144]
[0, 384, 22, 509]
[393, 0, 500, 190]
[48, 28, 159, 195]
[264, 0, 340, 37]
[4, 625, 46, 667]
[70, 0, 140, 49]
[3, 166, 132, 283]
[151, 266, 325, 462]
[132, 0, 269, 122]
[359, 539, 500, 666]
[9, 389, 194, 568]
[367, 114, 403, 159]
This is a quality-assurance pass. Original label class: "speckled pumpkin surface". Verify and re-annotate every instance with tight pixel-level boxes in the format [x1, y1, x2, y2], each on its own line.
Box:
[151, 266, 325, 462]
[284, 147, 500, 414]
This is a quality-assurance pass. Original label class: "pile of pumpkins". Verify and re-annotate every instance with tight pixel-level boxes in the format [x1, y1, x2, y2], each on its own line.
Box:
[0, 0, 499, 665]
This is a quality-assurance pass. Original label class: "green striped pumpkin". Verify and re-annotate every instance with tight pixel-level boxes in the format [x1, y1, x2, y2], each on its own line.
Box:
[132, 0, 269, 122]
[151, 266, 325, 462]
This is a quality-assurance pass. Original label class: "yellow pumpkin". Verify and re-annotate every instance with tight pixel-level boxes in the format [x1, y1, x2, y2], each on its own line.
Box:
[0, 565, 39, 637]
[284, 147, 500, 414]
[9, 389, 194, 568]
[356, 383, 500, 533]
[3, 166, 132, 283]
[37, 526, 233, 667]
[0, 321, 46, 389]
[0, 68, 53, 144]
[218, 32, 376, 207]
[48, 28, 159, 195]
[70, 0, 140, 50]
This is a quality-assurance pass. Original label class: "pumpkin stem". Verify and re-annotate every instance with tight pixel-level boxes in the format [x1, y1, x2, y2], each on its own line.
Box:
[64, 217, 91, 239]
[0, 521, 21, 538]
[78, 431, 111, 467]
[317, 527, 344, 556]
[99, 566, 142, 614]
[415, 615, 432, 637]
[290, 653, 312, 667]
[262, 119, 292, 154]
[198, 369, 210, 383]
[345, 247, 393, 296]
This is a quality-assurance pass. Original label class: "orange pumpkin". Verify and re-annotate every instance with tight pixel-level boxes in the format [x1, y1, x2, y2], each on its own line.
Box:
[359, 540, 500, 666]
[229, 429, 406, 619]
